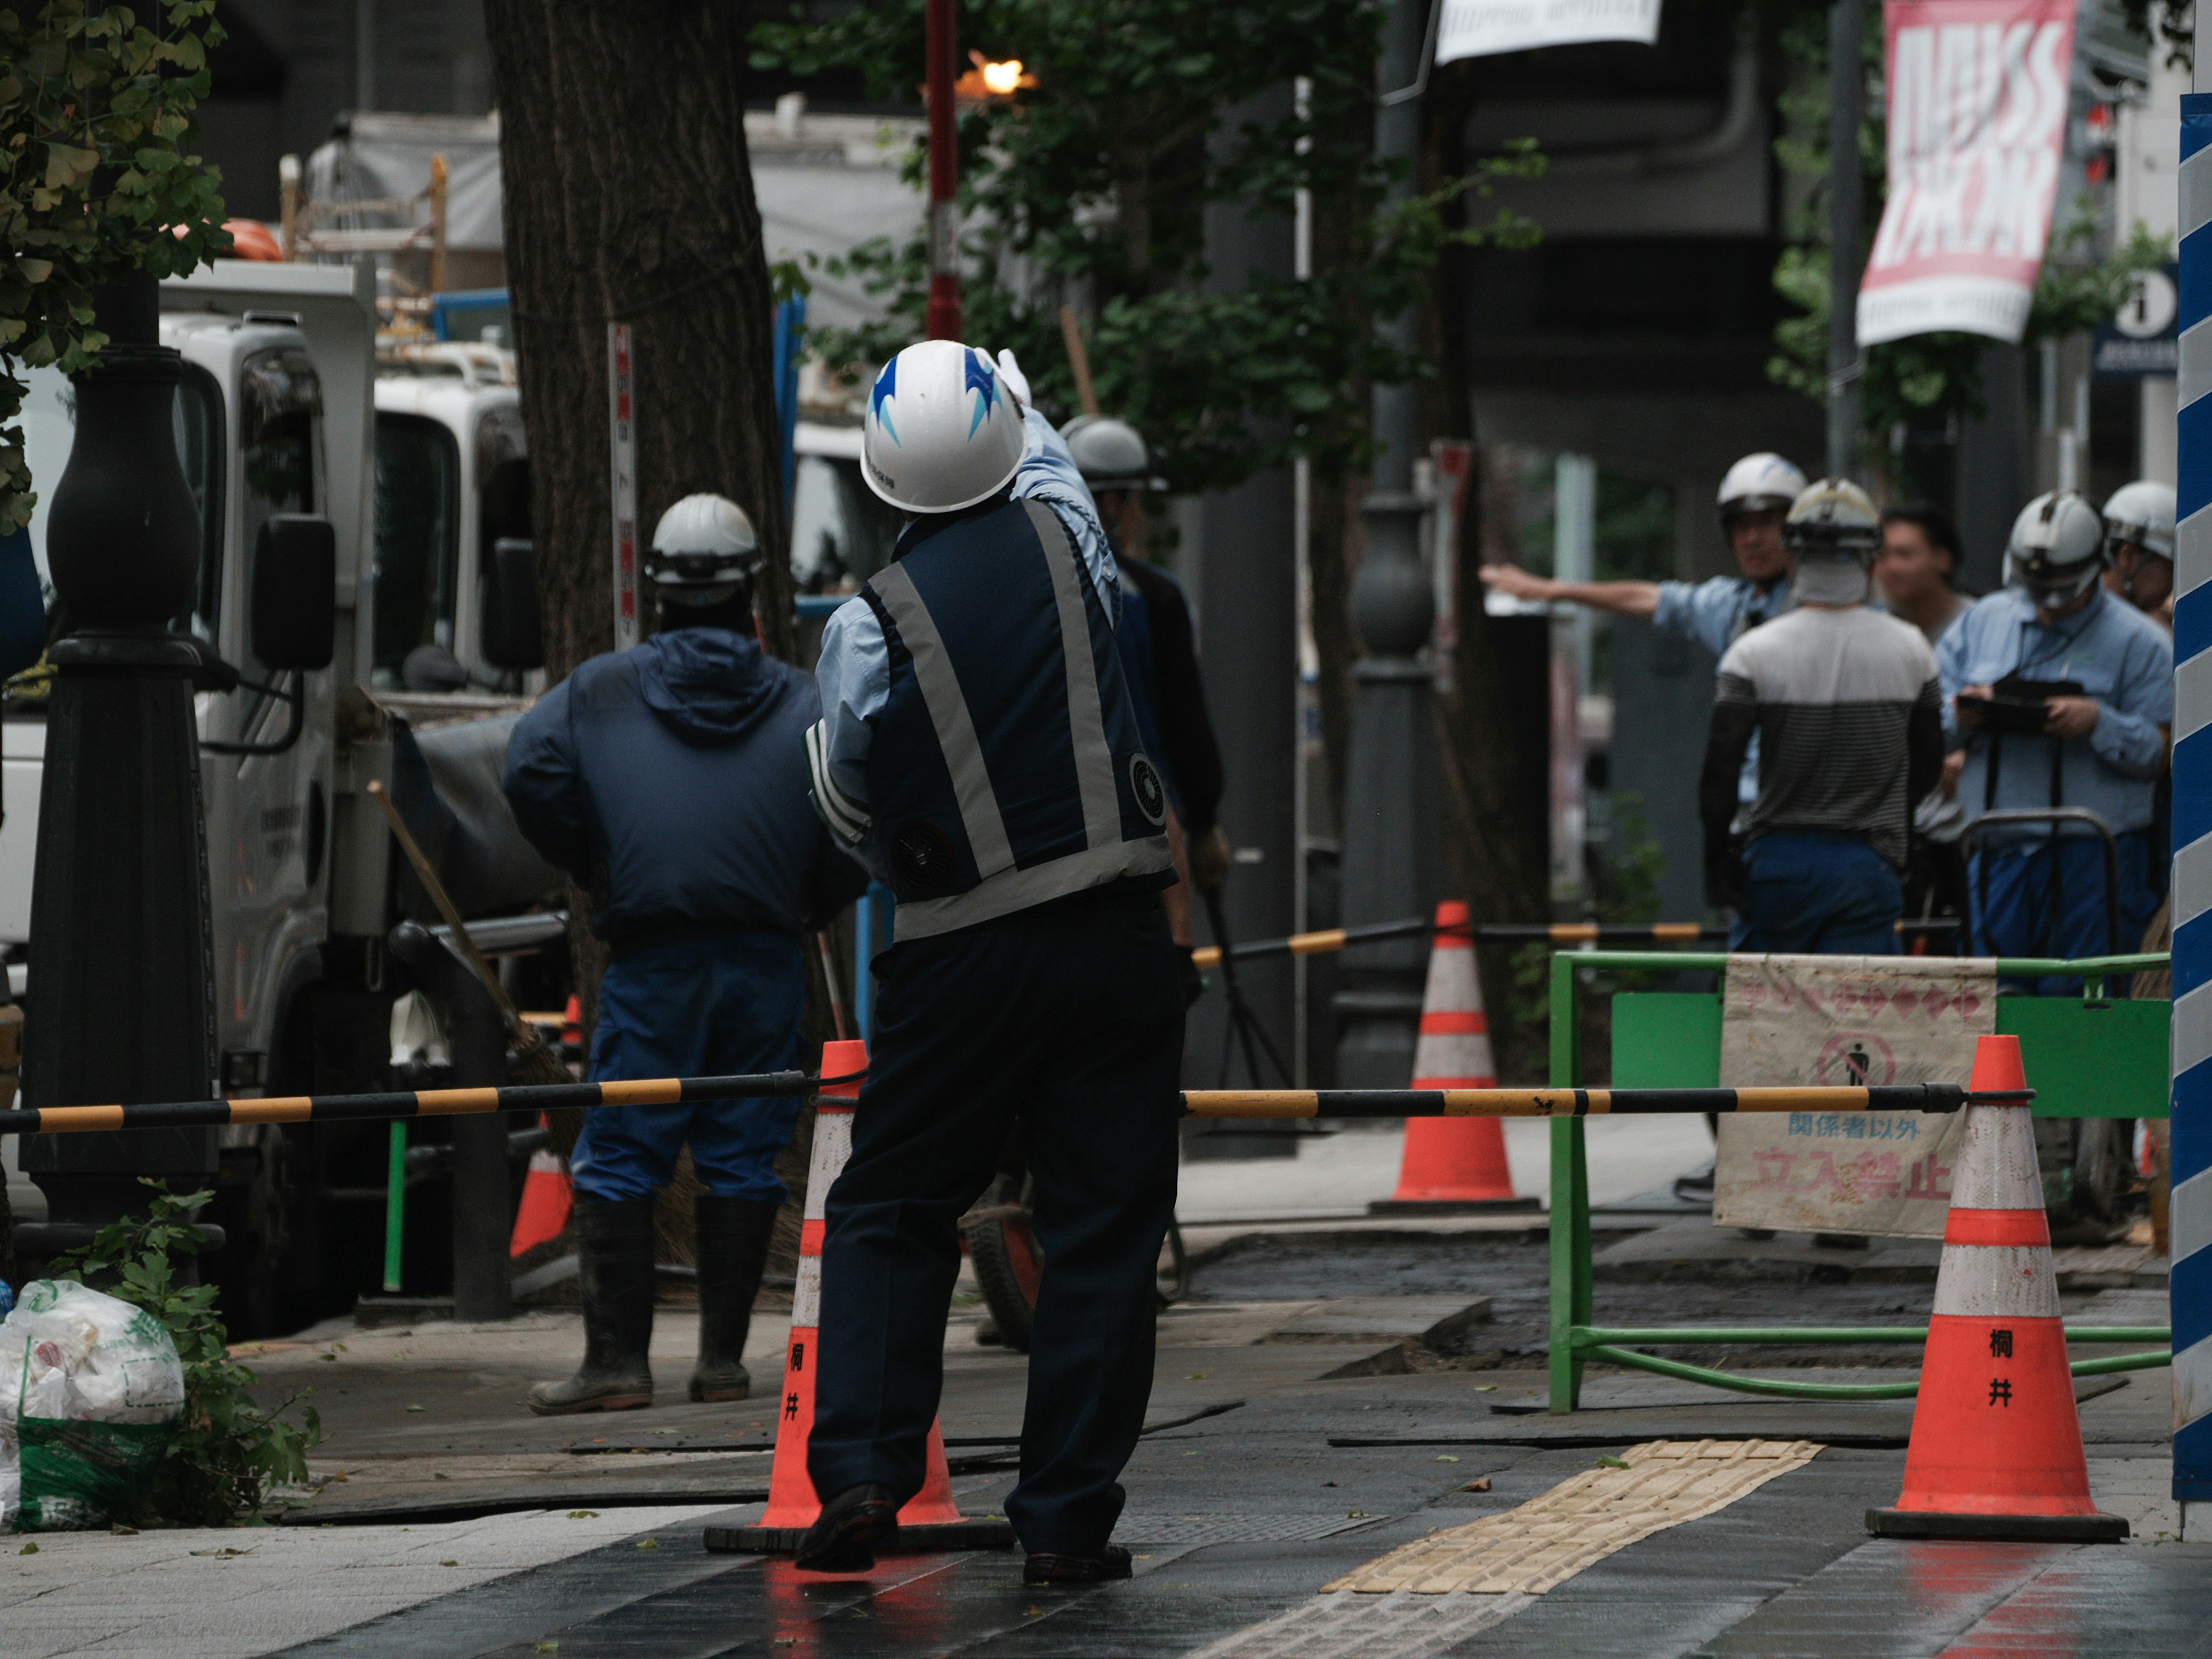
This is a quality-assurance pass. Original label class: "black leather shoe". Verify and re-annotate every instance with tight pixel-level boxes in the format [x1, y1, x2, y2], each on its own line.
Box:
[793, 1483, 899, 1573]
[1024, 1544, 1132, 1585]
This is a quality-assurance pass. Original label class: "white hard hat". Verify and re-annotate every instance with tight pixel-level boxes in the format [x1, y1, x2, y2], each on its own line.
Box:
[861, 340, 1026, 513]
[1716, 453, 1809, 521]
[646, 494, 762, 602]
[2101, 479, 2176, 563]
[1061, 414, 1161, 492]
[2004, 490, 2107, 603]
[1782, 478, 1882, 562]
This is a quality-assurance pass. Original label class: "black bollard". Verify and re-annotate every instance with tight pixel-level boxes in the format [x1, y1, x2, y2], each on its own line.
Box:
[20, 271, 221, 1249]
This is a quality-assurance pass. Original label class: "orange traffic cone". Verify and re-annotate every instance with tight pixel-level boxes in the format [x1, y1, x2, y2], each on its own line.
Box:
[707, 1038, 1014, 1556]
[1866, 1034, 2127, 1541]
[508, 1115, 573, 1257]
[1371, 902, 1534, 1214]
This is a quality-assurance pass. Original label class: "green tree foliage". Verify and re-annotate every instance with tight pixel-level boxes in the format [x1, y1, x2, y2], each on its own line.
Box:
[752, 0, 1541, 494]
[1767, 3, 2168, 437]
[56, 1184, 320, 1525]
[0, 1, 231, 532]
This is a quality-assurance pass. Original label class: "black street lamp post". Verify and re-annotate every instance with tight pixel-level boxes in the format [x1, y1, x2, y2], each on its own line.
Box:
[18, 269, 221, 1244]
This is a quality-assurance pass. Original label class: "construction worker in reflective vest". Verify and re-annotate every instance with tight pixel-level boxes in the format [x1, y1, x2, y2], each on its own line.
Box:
[798, 340, 1181, 1584]
[505, 494, 867, 1415]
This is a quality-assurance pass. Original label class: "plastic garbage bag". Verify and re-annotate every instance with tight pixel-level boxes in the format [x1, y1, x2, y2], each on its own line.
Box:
[0, 1281, 184, 1531]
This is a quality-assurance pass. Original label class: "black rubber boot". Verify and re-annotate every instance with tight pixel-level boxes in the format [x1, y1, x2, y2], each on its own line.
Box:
[527, 1196, 656, 1415]
[691, 1195, 777, 1402]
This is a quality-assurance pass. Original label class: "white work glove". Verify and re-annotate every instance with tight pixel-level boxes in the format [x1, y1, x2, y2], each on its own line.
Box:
[994, 349, 1032, 410]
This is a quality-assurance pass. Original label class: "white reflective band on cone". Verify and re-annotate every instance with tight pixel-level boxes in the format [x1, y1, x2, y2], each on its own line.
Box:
[1946, 1107, 2044, 1210]
[805, 1111, 854, 1224]
[1931, 1245, 2061, 1319]
[792, 1252, 822, 1330]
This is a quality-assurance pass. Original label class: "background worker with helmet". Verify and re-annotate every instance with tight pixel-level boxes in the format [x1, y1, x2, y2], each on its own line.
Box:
[503, 493, 869, 1415]
[1060, 412, 1227, 988]
[1699, 480, 1944, 953]
[1480, 451, 1806, 812]
[2101, 479, 2177, 624]
[1478, 451, 1806, 650]
[1941, 490, 2174, 982]
[798, 340, 1181, 1585]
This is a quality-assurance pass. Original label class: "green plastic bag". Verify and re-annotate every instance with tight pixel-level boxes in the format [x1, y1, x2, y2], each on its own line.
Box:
[17, 1417, 172, 1532]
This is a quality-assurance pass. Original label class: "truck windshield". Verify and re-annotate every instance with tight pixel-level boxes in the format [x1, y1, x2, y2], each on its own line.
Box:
[371, 413, 461, 686]
[790, 454, 899, 592]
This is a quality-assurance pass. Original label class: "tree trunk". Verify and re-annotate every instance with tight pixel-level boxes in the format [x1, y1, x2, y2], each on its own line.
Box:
[1422, 62, 1548, 1074]
[482, 0, 796, 679]
[483, 2, 813, 1270]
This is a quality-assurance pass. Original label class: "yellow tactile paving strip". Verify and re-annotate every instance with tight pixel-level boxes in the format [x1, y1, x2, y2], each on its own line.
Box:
[1321, 1439, 1823, 1596]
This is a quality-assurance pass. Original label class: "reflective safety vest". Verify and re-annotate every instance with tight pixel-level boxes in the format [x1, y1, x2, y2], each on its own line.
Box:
[859, 498, 1173, 938]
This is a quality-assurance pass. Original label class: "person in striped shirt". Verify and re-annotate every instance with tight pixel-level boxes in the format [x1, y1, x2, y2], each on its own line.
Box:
[1700, 480, 1945, 953]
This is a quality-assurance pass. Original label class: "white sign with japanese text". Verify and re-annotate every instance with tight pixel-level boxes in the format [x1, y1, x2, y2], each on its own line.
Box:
[1857, 0, 2077, 347]
[1713, 955, 1991, 1237]
[1437, 0, 1662, 63]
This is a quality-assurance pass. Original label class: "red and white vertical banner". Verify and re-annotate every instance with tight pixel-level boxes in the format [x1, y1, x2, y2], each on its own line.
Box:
[607, 322, 639, 652]
[1857, 0, 2077, 347]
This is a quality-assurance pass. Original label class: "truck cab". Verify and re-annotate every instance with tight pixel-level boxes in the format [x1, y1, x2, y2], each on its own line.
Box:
[5, 265, 378, 1059]
[369, 344, 531, 702]
[0, 263, 461, 1330]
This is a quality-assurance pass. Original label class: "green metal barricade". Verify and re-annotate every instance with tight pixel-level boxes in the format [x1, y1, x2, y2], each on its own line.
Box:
[1545, 949, 2173, 1414]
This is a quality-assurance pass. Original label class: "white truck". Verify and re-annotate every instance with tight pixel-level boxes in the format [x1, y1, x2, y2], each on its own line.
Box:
[3, 260, 559, 1333]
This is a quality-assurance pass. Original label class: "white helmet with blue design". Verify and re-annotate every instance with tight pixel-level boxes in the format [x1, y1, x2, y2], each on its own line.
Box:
[860, 339, 1027, 513]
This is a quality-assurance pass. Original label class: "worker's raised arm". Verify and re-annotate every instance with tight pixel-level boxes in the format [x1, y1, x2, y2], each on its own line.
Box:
[1478, 563, 1661, 619]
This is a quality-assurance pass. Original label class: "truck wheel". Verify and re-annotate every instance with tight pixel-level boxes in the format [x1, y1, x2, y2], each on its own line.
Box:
[963, 1172, 1042, 1353]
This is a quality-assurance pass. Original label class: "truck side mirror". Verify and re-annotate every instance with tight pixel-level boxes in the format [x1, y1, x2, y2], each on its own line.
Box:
[251, 514, 336, 671]
[482, 537, 545, 671]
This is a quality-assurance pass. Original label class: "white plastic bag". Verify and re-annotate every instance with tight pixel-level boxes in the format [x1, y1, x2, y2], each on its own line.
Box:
[0, 1282, 184, 1530]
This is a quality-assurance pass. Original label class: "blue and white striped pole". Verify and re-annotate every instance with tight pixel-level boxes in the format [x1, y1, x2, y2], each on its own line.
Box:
[2173, 84, 2212, 1522]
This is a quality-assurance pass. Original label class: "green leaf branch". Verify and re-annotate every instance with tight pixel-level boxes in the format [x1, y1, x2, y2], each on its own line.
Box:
[753, 0, 1542, 494]
[0, 1, 232, 533]
[54, 1181, 321, 1527]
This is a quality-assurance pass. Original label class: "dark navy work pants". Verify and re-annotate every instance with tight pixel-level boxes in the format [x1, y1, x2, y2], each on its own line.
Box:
[1730, 832, 1903, 955]
[808, 884, 1183, 1555]
[571, 929, 805, 1205]
[1969, 830, 2156, 994]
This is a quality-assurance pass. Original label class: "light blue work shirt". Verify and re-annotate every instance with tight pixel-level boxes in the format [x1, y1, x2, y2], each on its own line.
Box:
[808, 406, 1116, 878]
[1937, 584, 2173, 847]
[1655, 573, 1793, 805]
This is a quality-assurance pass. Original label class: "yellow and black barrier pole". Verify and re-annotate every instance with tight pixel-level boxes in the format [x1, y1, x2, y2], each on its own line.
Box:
[1192, 917, 1964, 970]
[0, 1076, 2014, 1137]
[1183, 1084, 2000, 1118]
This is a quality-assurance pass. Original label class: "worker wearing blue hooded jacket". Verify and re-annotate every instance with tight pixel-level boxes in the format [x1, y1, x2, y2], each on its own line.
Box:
[1940, 490, 2172, 990]
[505, 494, 868, 1417]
